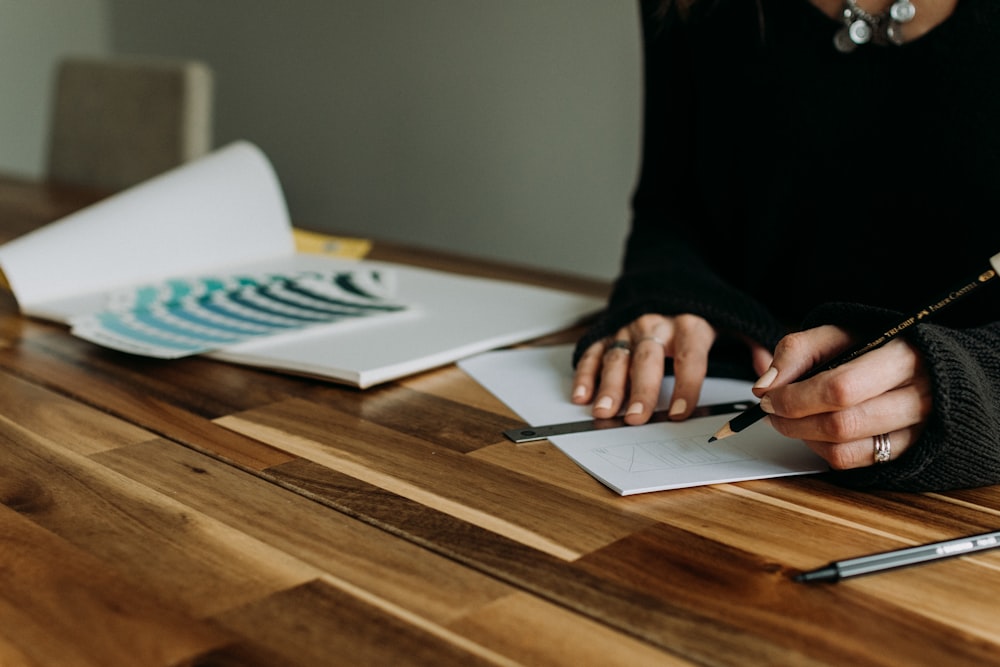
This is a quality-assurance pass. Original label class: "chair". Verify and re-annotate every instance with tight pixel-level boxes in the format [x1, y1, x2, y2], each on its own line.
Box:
[46, 55, 214, 191]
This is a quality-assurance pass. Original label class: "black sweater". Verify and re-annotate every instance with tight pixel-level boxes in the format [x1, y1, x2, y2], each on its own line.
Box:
[575, 0, 1000, 491]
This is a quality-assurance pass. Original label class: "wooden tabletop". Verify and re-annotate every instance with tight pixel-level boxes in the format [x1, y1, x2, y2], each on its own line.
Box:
[2, 173, 999, 666]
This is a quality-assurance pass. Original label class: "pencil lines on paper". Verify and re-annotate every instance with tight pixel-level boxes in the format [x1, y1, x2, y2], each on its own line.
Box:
[591, 436, 750, 473]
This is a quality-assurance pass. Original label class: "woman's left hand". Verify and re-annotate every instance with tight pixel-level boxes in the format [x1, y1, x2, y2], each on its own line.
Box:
[753, 325, 932, 468]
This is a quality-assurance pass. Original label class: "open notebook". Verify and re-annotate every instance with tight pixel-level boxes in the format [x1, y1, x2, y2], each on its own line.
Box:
[0, 141, 603, 388]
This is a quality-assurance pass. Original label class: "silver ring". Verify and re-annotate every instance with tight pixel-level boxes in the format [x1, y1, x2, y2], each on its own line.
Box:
[637, 335, 667, 347]
[606, 340, 631, 354]
[873, 433, 891, 464]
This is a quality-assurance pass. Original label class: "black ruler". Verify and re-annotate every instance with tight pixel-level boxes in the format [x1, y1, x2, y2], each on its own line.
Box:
[503, 401, 752, 443]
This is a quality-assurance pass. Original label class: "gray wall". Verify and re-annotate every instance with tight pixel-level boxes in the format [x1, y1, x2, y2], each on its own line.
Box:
[0, 0, 110, 177]
[3, 2, 642, 281]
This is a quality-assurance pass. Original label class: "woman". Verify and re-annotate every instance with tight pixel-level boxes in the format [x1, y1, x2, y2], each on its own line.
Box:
[571, 0, 1000, 491]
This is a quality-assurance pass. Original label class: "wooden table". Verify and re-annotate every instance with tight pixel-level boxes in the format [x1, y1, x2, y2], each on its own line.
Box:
[2, 173, 999, 666]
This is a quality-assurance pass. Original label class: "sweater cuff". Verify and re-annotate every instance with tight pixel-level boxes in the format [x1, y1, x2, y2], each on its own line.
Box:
[573, 268, 784, 367]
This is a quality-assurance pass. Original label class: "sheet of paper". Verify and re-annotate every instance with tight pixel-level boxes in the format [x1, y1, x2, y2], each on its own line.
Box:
[292, 228, 372, 259]
[0, 141, 293, 319]
[211, 255, 601, 388]
[459, 344, 829, 495]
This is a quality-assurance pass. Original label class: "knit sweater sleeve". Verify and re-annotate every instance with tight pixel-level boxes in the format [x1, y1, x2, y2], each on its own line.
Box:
[801, 303, 1000, 491]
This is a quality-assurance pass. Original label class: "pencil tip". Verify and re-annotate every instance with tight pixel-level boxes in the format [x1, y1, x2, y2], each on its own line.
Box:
[709, 423, 733, 442]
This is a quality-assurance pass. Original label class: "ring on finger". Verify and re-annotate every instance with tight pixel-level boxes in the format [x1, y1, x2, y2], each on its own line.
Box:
[873, 432, 892, 464]
[637, 335, 667, 347]
[606, 340, 631, 354]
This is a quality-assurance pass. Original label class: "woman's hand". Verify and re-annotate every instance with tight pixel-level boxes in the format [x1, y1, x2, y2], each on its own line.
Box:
[752, 325, 932, 468]
[572, 313, 772, 425]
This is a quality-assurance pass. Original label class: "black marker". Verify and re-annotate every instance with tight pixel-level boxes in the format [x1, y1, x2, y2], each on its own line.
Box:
[794, 529, 1000, 583]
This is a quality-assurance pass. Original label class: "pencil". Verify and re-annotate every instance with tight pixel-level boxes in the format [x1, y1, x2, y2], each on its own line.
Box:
[709, 250, 1000, 443]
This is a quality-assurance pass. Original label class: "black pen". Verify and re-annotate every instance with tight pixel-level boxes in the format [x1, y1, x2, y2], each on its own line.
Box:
[709, 249, 1000, 443]
[794, 529, 1000, 583]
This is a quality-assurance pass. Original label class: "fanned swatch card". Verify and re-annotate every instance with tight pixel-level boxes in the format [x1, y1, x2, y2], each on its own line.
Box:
[69, 269, 407, 358]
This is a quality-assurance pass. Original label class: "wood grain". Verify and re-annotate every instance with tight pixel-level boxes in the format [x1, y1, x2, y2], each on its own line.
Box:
[0, 505, 233, 667]
[3, 174, 1000, 666]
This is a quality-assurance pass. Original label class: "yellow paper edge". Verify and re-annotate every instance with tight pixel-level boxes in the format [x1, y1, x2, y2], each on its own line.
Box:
[292, 227, 371, 259]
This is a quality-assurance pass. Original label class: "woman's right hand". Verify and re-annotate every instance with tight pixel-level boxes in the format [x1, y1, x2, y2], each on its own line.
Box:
[571, 313, 771, 425]
[752, 325, 930, 469]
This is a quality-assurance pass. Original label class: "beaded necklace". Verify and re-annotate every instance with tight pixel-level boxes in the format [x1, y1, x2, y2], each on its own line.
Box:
[834, 0, 917, 52]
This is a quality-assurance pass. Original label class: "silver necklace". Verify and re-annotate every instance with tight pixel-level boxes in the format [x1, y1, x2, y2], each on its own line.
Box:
[834, 0, 917, 52]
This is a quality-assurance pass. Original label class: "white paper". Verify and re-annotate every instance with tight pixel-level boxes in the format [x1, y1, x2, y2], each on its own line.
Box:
[208, 255, 603, 388]
[459, 344, 829, 495]
[0, 141, 293, 318]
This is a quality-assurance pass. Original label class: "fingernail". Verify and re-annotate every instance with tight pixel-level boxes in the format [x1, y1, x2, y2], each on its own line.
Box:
[668, 398, 687, 416]
[595, 396, 613, 411]
[754, 367, 778, 390]
[759, 395, 774, 414]
[626, 402, 643, 416]
[572, 385, 587, 400]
